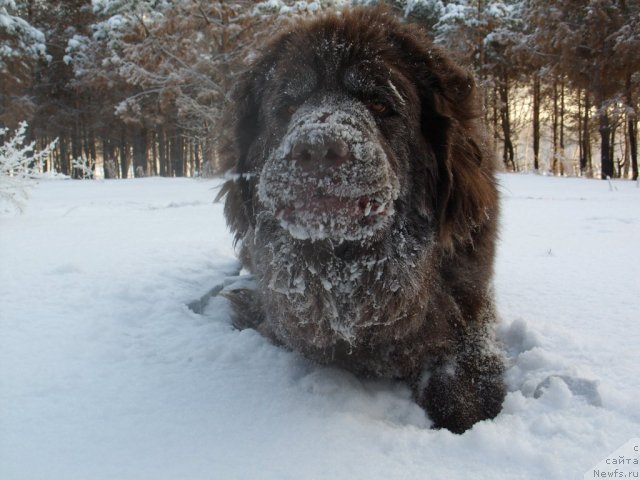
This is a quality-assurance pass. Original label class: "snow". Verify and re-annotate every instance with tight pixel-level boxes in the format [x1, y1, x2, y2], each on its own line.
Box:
[1, 174, 639, 479]
[253, 0, 331, 16]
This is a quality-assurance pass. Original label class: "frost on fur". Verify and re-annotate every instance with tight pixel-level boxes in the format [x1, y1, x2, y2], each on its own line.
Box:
[257, 97, 400, 242]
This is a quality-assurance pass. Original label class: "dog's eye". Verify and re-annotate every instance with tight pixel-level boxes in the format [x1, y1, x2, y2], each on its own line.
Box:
[285, 105, 297, 116]
[277, 104, 298, 120]
[367, 102, 388, 115]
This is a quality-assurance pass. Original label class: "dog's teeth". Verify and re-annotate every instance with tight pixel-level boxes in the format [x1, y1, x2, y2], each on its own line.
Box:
[364, 202, 372, 217]
[374, 201, 386, 214]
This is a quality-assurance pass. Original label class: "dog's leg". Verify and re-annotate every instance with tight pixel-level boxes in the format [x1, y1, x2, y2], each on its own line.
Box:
[222, 289, 265, 331]
[223, 288, 282, 346]
[416, 336, 506, 434]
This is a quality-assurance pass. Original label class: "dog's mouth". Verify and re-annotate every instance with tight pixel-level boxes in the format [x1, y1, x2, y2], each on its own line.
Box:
[276, 193, 392, 221]
[272, 190, 395, 242]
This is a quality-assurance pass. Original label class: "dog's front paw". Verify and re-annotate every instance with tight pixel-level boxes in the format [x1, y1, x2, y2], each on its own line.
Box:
[418, 351, 506, 434]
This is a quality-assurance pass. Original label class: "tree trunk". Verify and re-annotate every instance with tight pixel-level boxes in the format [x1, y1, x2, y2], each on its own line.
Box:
[626, 77, 638, 181]
[59, 137, 69, 176]
[559, 80, 565, 176]
[599, 103, 614, 179]
[170, 128, 184, 177]
[103, 137, 114, 179]
[610, 123, 617, 177]
[166, 133, 172, 176]
[42, 134, 52, 172]
[582, 92, 591, 176]
[578, 88, 583, 175]
[532, 75, 541, 171]
[623, 119, 630, 179]
[492, 84, 499, 155]
[151, 130, 158, 176]
[499, 74, 515, 171]
[552, 79, 558, 174]
[88, 125, 96, 170]
[631, 113, 638, 181]
[186, 140, 192, 177]
[71, 118, 82, 179]
[156, 127, 165, 176]
[119, 125, 129, 179]
[132, 126, 147, 177]
[194, 139, 201, 175]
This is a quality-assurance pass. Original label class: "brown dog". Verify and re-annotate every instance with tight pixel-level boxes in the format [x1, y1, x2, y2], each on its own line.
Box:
[218, 7, 505, 433]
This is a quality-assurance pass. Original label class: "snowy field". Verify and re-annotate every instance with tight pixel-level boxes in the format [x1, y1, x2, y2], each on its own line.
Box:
[1, 174, 639, 480]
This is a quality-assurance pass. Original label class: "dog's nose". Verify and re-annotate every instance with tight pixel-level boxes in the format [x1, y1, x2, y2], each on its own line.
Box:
[291, 138, 350, 170]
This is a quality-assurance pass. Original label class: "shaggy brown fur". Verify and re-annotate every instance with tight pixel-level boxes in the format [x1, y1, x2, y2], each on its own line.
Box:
[218, 7, 505, 434]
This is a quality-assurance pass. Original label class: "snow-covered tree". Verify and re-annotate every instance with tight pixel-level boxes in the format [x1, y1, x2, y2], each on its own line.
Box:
[0, 0, 49, 127]
[2, 0, 637, 180]
[63, 0, 343, 177]
[0, 0, 48, 80]
[482, 1, 525, 171]
[0, 122, 57, 213]
[65, 1, 259, 176]
[525, 0, 639, 179]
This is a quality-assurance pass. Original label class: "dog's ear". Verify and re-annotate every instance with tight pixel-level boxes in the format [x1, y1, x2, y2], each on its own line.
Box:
[391, 27, 498, 250]
[216, 46, 283, 245]
[433, 66, 498, 251]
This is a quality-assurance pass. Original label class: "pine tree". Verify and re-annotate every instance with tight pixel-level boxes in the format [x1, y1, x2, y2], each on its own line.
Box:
[0, 0, 48, 128]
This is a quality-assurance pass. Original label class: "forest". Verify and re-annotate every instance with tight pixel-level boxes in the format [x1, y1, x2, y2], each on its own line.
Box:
[1, 0, 639, 180]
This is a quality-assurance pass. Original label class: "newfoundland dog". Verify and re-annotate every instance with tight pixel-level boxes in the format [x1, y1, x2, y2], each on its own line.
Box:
[218, 7, 505, 433]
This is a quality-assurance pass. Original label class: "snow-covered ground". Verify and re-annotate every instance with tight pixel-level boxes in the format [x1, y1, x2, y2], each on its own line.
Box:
[1, 174, 638, 480]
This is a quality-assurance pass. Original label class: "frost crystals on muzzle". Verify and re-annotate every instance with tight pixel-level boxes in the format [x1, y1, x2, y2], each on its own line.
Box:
[257, 97, 400, 242]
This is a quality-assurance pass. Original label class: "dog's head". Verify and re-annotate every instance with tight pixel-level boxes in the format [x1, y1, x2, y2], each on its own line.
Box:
[219, 8, 497, 250]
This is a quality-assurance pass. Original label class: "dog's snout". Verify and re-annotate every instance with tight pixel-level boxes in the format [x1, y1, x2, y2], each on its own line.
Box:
[291, 137, 350, 170]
